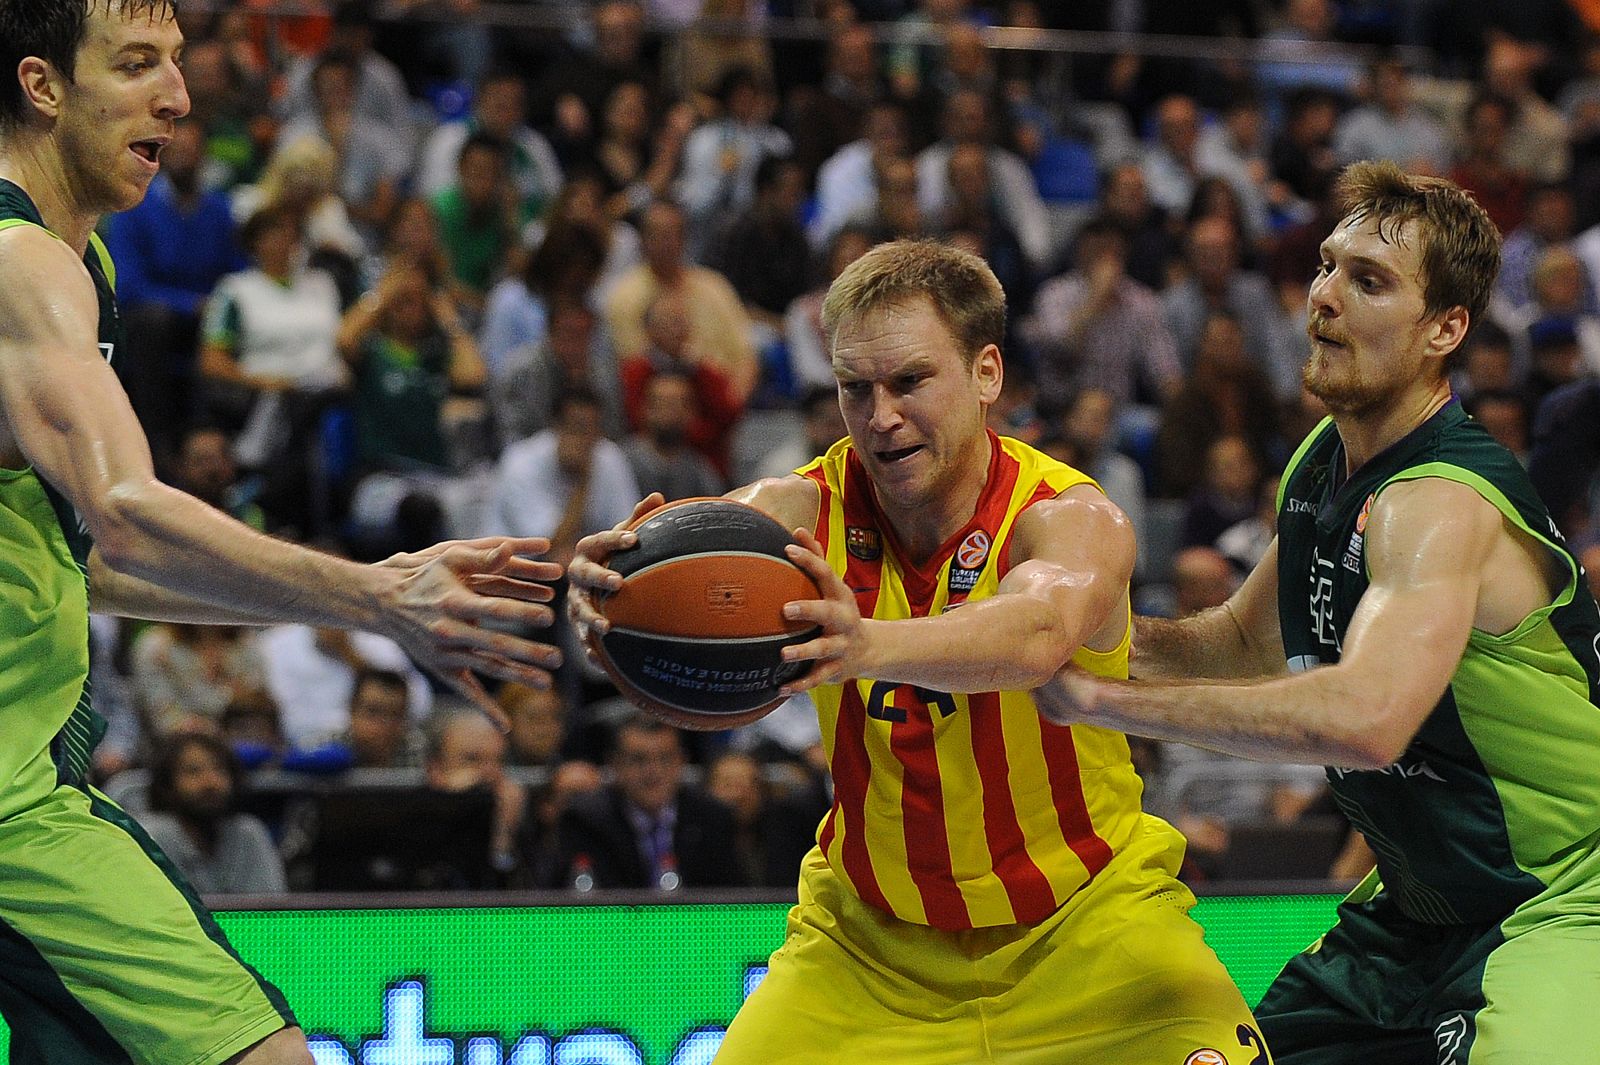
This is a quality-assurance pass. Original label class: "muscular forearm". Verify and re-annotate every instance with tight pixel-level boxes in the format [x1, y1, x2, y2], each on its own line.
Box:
[859, 594, 1082, 693]
[1075, 667, 1410, 769]
[94, 481, 390, 630]
[1132, 605, 1276, 680]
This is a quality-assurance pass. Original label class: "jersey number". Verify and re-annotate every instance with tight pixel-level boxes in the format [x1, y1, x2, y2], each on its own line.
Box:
[864, 681, 958, 723]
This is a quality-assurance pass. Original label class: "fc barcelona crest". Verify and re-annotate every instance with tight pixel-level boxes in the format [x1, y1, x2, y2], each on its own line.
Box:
[846, 526, 881, 561]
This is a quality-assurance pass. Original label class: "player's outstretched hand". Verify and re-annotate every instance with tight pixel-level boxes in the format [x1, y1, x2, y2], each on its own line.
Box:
[567, 493, 665, 638]
[375, 535, 564, 728]
[1032, 667, 1103, 726]
[779, 527, 868, 695]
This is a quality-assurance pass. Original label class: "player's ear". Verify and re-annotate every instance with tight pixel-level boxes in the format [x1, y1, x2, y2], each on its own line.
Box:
[17, 57, 67, 121]
[1426, 305, 1471, 364]
[973, 343, 1002, 404]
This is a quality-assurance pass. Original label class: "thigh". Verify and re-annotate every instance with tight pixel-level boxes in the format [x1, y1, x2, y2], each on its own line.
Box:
[987, 835, 1274, 1065]
[1468, 918, 1600, 1064]
[0, 770, 293, 1065]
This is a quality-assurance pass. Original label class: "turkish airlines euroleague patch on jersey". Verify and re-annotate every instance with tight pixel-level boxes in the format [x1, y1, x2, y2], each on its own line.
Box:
[948, 530, 992, 596]
[1184, 1050, 1227, 1065]
[846, 526, 881, 561]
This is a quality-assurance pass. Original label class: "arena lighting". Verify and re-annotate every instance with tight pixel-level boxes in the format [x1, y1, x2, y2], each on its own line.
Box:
[0, 895, 1339, 1063]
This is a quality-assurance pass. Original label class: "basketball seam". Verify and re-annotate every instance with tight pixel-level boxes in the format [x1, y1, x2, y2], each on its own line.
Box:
[604, 627, 819, 645]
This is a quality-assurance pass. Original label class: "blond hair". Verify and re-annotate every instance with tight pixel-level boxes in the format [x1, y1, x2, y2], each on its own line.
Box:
[820, 239, 1005, 366]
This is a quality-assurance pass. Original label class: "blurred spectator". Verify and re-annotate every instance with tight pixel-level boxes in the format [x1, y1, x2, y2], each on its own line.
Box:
[784, 227, 876, 393]
[515, 759, 605, 889]
[1172, 546, 1240, 618]
[430, 132, 524, 305]
[1193, 89, 1273, 240]
[677, 66, 794, 261]
[1059, 388, 1149, 577]
[130, 624, 271, 741]
[1021, 218, 1182, 413]
[90, 616, 139, 781]
[418, 69, 564, 218]
[915, 88, 1052, 272]
[1093, 160, 1179, 293]
[337, 259, 487, 476]
[757, 384, 850, 479]
[1529, 377, 1600, 540]
[520, 171, 643, 305]
[621, 290, 743, 477]
[1454, 321, 1517, 402]
[888, 0, 989, 101]
[1331, 58, 1450, 174]
[606, 199, 759, 403]
[426, 707, 528, 880]
[366, 196, 458, 304]
[277, 1, 413, 156]
[105, 120, 246, 470]
[670, 0, 777, 108]
[711, 156, 811, 337]
[623, 369, 728, 499]
[1525, 315, 1588, 411]
[934, 143, 1032, 309]
[1255, 0, 1363, 101]
[494, 301, 626, 446]
[219, 691, 287, 768]
[1217, 475, 1280, 573]
[197, 202, 346, 534]
[1481, 36, 1570, 185]
[1164, 216, 1303, 398]
[485, 387, 641, 567]
[1154, 310, 1284, 499]
[809, 100, 910, 249]
[1142, 94, 1260, 244]
[1497, 184, 1589, 316]
[1514, 247, 1600, 377]
[1268, 88, 1342, 209]
[787, 22, 884, 180]
[590, 80, 696, 222]
[529, 0, 655, 167]
[1181, 435, 1264, 549]
[554, 715, 745, 889]
[1449, 92, 1528, 234]
[139, 733, 287, 894]
[1465, 389, 1532, 463]
[279, 51, 408, 248]
[482, 219, 608, 380]
[258, 623, 431, 750]
[313, 667, 425, 769]
[172, 425, 265, 531]
[870, 156, 926, 243]
[182, 38, 271, 192]
[233, 135, 366, 269]
[706, 751, 827, 887]
[498, 683, 569, 769]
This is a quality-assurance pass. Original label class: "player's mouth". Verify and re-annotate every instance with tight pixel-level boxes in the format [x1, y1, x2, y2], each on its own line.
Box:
[1309, 329, 1347, 351]
[875, 444, 925, 465]
[128, 138, 168, 170]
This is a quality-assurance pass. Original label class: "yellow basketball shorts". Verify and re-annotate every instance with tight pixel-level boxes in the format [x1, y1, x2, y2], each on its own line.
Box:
[0, 744, 294, 1065]
[717, 818, 1272, 1065]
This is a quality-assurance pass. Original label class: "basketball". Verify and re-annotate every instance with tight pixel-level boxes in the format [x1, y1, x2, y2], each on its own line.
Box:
[589, 498, 822, 730]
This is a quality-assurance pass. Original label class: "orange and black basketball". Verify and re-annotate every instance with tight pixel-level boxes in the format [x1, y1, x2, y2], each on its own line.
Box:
[589, 498, 822, 730]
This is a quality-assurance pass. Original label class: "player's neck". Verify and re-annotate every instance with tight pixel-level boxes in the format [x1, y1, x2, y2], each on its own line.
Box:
[1333, 380, 1453, 475]
[0, 141, 97, 256]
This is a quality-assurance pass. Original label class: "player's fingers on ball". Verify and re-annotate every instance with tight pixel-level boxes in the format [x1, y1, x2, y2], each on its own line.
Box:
[568, 553, 626, 593]
[624, 493, 665, 526]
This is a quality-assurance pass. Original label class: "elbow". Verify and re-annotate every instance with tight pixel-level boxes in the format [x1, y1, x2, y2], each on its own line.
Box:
[88, 481, 166, 576]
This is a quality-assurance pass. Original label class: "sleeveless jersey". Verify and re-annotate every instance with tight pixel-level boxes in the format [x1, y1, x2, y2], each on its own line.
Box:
[0, 179, 120, 788]
[797, 432, 1147, 930]
[1276, 401, 1600, 925]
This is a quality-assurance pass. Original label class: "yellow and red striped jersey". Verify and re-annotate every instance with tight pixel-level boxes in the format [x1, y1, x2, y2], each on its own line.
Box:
[796, 432, 1146, 929]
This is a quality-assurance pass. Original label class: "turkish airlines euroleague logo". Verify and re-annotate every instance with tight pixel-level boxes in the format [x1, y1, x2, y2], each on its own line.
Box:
[948, 530, 992, 596]
[1184, 1051, 1227, 1065]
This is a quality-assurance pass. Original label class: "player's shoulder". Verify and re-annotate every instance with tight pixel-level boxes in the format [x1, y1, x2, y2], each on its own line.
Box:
[729, 474, 821, 535]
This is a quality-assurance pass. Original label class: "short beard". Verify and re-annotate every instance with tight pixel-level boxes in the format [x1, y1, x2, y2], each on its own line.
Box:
[1302, 349, 1389, 417]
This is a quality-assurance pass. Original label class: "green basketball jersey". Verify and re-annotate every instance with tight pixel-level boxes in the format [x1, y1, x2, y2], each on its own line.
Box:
[1276, 400, 1600, 925]
[0, 178, 121, 790]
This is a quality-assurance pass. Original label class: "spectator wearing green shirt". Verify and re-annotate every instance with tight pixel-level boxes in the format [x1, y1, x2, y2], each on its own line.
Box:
[430, 132, 528, 311]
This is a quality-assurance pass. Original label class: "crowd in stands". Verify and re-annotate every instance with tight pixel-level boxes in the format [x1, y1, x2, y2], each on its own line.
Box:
[90, 0, 1600, 894]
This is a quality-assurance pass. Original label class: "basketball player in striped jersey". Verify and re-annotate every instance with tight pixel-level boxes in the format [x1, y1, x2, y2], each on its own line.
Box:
[571, 240, 1271, 1064]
